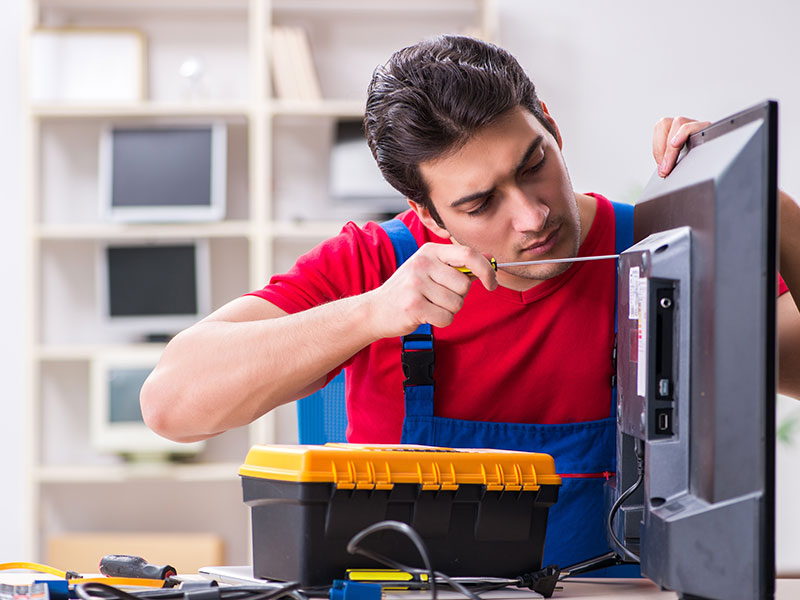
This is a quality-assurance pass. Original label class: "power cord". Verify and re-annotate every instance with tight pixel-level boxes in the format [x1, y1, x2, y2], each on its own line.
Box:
[346, 520, 483, 600]
[606, 438, 645, 563]
[73, 581, 305, 600]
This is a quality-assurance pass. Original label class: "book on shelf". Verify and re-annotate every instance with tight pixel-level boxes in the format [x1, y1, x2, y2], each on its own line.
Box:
[270, 25, 322, 102]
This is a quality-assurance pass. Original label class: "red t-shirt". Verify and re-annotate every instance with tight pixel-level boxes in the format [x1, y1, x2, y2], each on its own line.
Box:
[250, 194, 790, 442]
[251, 194, 626, 442]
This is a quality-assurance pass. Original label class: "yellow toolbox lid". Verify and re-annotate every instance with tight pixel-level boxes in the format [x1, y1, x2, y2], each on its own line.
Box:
[239, 443, 561, 491]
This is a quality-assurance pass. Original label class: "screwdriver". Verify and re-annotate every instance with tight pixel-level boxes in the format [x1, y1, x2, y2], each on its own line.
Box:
[456, 254, 619, 275]
[99, 554, 177, 579]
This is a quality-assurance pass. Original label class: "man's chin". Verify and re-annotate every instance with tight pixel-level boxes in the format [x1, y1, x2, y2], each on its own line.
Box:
[502, 262, 573, 281]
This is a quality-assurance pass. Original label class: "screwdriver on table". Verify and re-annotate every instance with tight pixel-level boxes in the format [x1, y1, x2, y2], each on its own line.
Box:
[99, 554, 177, 579]
[456, 254, 619, 275]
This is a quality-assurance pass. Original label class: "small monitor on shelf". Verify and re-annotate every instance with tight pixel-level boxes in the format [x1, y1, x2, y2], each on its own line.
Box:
[98, 240, 211, 342]
[89, 354, 204, 458]
[328, 119, 408, 220]
[99, 123, 227, 223]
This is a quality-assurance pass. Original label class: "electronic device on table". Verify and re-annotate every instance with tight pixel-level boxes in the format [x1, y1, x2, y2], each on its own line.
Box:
[609, 101, 777, 600]
[99, 124, 227, 223]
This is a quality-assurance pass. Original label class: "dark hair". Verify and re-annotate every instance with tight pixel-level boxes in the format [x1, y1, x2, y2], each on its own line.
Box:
[364, 35, 557, 225]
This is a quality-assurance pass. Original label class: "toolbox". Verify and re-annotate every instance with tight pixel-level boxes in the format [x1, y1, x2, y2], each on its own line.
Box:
[239, 444, 561, 585]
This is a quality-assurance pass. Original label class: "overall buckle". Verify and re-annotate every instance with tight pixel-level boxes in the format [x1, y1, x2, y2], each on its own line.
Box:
[401, 333, 435, 387]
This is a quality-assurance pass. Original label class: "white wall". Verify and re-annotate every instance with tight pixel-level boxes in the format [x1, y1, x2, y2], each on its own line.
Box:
[1, 0, 799, 569]
[497, 0, 800, 574]
[497, 0, 800, 201]
[0, 0, 25, 561]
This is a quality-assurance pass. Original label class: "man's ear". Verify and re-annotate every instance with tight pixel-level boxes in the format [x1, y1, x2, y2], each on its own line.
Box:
[407, 199, 451, 239]
[540, 101, 563, 150]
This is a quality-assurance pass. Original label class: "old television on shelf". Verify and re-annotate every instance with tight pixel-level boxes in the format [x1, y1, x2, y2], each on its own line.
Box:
[90, 354, 204, 457]
[99, 123, 227, 222]
[98, 241, 211, 342]
[328, 119, 408, 220]
[611, 101, 777, 599]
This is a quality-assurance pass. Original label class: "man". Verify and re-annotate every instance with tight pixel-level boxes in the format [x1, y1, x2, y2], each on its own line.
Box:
[140, 36, 800, 568]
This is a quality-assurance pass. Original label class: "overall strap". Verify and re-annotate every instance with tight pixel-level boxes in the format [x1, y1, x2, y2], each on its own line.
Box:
[611, 201, 634, 254]
[610, 201, 634, 415]
[379, 220, 436, 427]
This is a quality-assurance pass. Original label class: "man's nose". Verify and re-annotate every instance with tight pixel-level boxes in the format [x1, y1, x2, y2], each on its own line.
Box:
[509, 187, 549, 233]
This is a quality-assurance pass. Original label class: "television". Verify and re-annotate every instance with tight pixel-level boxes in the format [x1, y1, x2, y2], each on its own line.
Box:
[89, 354, 204, 457]
[99, 123, 227, 222]
[611, 101, 777, 599]
[328, 119, 408, 220]
[98, 241, 211, 342]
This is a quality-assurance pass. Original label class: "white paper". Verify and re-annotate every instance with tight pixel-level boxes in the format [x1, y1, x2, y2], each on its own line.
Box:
[628, 266, 640, 319]
[637, 277, 648, 397]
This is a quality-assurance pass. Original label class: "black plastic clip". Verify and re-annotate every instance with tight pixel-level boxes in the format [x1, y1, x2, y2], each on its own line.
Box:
[401, 333, 434, 387]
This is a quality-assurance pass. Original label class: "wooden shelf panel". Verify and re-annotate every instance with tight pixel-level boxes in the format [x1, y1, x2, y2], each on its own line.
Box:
[31, 103, 252, 119]
[36, 343, 167, 361]
[38, 0, 248, 12]
[271, 220, 353, 239]
[272, 0, 483, 14]
[36, 221, 253, 240]
[269, 99, 364, 118]
[36, 462, 242, 483]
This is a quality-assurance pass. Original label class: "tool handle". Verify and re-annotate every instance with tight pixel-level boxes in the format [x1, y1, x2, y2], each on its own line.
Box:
[456, 257, 497, 276]
[99, 555, 177, 579]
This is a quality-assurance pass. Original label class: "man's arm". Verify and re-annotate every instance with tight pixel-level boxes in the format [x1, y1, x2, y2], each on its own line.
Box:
[140, 242, 497, 442]
[777, 190, 800, 398]
[655, 118, 800, 399]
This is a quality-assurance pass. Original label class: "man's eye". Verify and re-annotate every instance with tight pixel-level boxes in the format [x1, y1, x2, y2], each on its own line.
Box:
[467, 196, 491, 216]
[523, 155, 547, 177]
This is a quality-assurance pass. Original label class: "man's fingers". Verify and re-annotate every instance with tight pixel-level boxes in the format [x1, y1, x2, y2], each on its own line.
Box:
[658, 118, 712, 177]
[421, 243, 498, 292]
[652, 117, 673, 167]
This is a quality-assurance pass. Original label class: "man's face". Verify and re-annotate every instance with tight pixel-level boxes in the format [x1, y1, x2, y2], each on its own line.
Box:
[415, 106, 580, 290]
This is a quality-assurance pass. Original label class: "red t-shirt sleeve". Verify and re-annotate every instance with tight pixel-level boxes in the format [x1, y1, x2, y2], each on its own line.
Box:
[245, 221, 398, 384]
[247, 220, 396, 313]
[779, 273, 789, 296]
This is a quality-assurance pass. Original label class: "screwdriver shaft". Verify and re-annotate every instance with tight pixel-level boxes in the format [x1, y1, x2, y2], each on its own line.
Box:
[497, 254, 619, 267]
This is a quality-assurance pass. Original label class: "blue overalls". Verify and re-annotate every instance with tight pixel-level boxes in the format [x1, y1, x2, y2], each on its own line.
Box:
[380, 201, 636, 575]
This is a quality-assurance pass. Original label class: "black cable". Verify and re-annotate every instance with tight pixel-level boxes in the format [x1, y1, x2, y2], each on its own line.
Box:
[233, 583, 304, 600]
[74, 582, 305, 600]
[346, 520, 487, 600]
[606, 439, 645, 563]
[346, 520, 437, 600]
[75, 583, 144, 600]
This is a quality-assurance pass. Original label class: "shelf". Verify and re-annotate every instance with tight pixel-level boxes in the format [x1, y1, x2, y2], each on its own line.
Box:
[270, 99, 364, 118]
[36, 461, 242, 483]
[31, 103, 251, 120]
[272, 0, 484, 14]
[24, 0, 493, 563]
[37, 343, 167, 361]
[271, 220, 354, 239]
[35, 221, 253, 240]
[38, 0, 248, 12]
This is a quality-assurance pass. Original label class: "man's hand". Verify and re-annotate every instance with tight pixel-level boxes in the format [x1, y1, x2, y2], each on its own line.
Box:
[653, 116, 711, 177]
[363, 242, 497, 339]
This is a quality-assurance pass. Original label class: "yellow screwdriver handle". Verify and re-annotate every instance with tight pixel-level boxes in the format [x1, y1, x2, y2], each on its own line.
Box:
[456, 257, 497, 276]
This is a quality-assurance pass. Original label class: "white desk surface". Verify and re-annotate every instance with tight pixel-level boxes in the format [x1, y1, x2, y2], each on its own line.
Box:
[557, 577, 800, 598]
[2, 572, 798, 599]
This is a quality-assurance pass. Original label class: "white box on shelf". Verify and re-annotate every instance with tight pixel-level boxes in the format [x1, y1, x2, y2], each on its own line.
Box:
[31, 28, 147, 104]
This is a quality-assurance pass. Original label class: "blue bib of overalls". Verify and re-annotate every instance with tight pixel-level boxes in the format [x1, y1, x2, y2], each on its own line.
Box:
[380, 201, 637, 576]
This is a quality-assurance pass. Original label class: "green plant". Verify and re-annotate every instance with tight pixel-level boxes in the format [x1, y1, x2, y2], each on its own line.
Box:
[777, 409, 800, 446]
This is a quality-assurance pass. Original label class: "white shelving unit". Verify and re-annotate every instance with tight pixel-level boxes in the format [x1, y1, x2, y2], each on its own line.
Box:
[22, 0, 496, 565]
